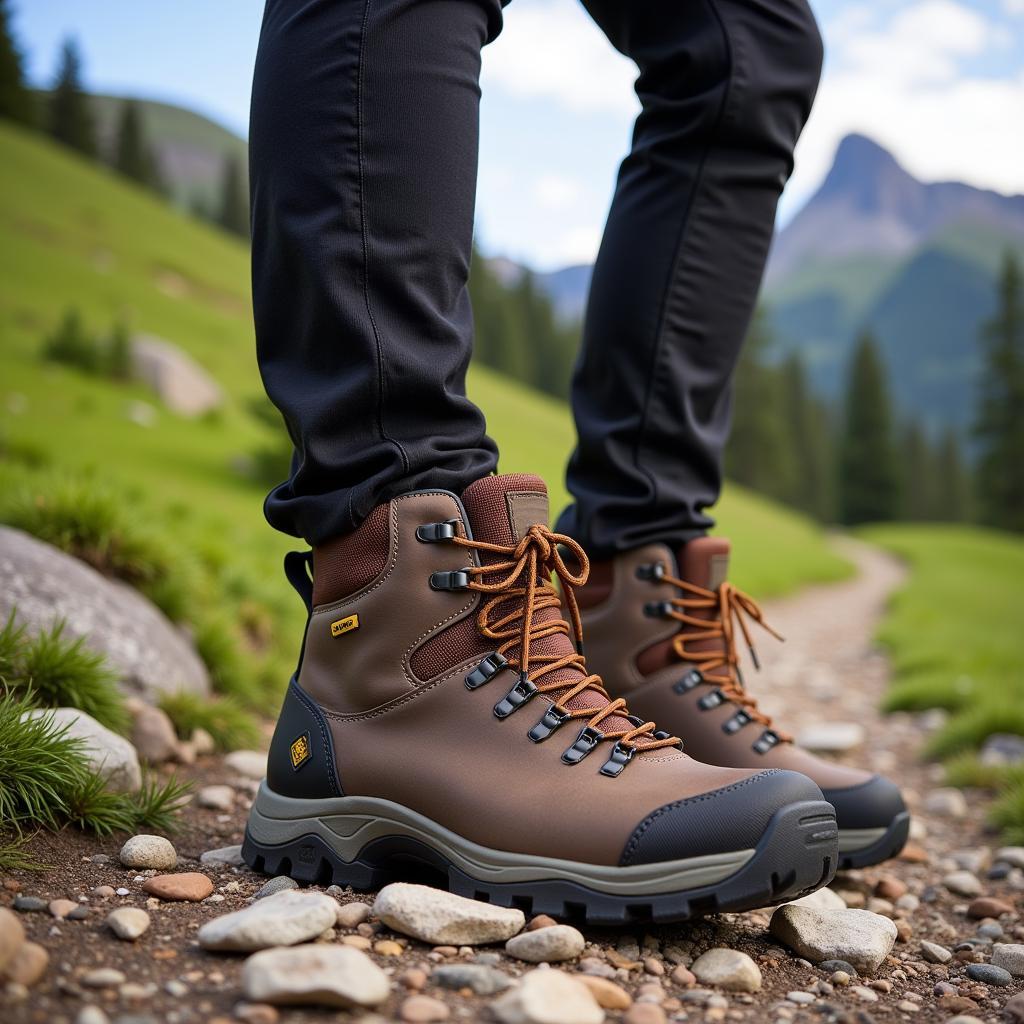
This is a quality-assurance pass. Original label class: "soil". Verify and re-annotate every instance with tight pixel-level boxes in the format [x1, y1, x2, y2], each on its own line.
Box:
[3, 538, 1022, 1024]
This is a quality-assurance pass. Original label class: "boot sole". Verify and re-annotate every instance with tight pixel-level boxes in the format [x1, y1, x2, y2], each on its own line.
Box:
[837, 811, 911, 869]
[241, 785, 838, 924]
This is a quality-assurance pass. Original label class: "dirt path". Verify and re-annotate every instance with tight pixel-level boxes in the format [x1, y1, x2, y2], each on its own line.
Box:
[4, 538, 1023, 1024]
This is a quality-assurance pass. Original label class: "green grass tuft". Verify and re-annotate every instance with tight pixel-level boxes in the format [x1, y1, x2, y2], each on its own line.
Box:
[0, 612, 25, 683]
[159, 690, 261, 752]
[0, 832, 44, 872]
[129, 773, 194, 834]
[942, 752, 1013, 790]
[991, 770, 1024, 845]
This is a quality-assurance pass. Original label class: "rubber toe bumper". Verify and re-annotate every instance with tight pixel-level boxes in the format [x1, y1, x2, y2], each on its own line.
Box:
[621, 769, 828, 865]
[823, 774, 910, 868]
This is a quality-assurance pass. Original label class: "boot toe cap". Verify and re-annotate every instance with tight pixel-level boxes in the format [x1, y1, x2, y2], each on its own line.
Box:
[822, 773, 906, 831]
[620, 769, 826, 866]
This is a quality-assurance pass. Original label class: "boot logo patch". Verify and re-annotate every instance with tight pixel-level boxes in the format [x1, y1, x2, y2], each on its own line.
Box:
[330, 614, 360, 638]
[290, 732, 312, 770]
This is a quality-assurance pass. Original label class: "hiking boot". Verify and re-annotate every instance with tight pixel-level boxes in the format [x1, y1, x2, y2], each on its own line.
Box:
[576, 536, 910, 869]
[243, 475, 839, 923]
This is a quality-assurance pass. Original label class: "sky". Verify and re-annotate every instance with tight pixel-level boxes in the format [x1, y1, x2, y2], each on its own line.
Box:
[15, 0, 1024, 271]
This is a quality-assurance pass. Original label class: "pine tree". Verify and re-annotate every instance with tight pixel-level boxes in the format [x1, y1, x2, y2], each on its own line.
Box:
[113, 99, 160, 190]
[838, 331, 899, 524]
[49, 37, 95, 156]
[780, 352, 834, 521]
[217, 154, 249, 238]
[974, 251, 1024, 532]
[0, 0, 34, 125]
[898, 421, 934, 521]
[935, 428, 970, 523]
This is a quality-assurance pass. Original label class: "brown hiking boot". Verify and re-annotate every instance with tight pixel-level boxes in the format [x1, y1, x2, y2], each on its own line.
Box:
[243, 475, 838, 923]
[576, 536, 909, 869]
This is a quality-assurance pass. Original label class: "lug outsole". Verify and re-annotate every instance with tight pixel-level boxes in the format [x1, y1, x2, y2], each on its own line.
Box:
[838, 810, 911, 870]
[241, 798, 839, 925]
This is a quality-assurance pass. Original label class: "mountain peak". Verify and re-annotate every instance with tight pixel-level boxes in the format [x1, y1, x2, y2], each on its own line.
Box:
[818, 133, 915, 210]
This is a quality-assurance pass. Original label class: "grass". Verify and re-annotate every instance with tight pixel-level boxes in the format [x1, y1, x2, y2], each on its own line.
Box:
[863, 524, 1024, 837]
[160, 690, 261, 752]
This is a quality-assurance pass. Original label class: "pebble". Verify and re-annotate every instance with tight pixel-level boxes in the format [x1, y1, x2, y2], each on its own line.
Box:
[874, 875, 907, 900]
[83, 967, 127, 987]
[12, 895, 46, 913]
[787, 991, 814, 1004]
[254, 875, 298, 900]
[48, 898, 77, 918]
[796, 722, 864, 752]
[577, 975, 632, 1009]
[106, 907, 151, 941]
[996, 847, 1024, 870]
[966, 895, 1012, 918]
[241, 944, 389, 1008]
[431, 963, 512, 995]
[197, 784, 236, 810]
[920, 939, 952, 963]
[895, 1000, 920, 1013]
[942, 870, 982, 897]
[3, 940, 48, 985]
[965, 962, 1012, 986]
[335, 901, 371, 928]
[578, 956, 616, 979]
[787, 887, 846, 912]
[924, 787, 968, 818]
[92, 885, 115, 898]
[670, 965, 696, 986]
[400, 995, 450, 1022]
[198, 890, 339, 952]
[119, 835, 177, 870]
[224, 749, 267, 779]
[142, 873, 214, 902]
[75, 1008, 111, 1024]
[992, 942, 1024, 977]
[200, 845, 245, 867]
[233, 1003, 279, 1024]
[624, 1005, 667, 1024]
[690, 948, 762, 992]
[527, 914, 558, 930]
[490, 969, 603, 1024]
[0, 906, 25, 973]
[505, 924, 586, 963]
[830, 970, 851, 986]
[372, 882, 524, 945]
[374, 939, 404, 956]
[1005, 992, 1024, 1024]
[769, 905, 896, 973]
[129, 702, 179, 764]
[850, 985, 878, 1001]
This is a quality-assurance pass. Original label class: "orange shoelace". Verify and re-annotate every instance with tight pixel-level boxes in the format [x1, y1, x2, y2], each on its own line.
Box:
[658, 567, 790, 738]
[452, 525, 680, 752]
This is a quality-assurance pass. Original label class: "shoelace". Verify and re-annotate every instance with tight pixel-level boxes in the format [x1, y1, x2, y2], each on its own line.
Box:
[452, 525, 680, 753]
[656, 567, 790, 738]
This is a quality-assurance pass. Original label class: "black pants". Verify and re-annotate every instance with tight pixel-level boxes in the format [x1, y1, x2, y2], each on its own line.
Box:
[250, 0, 822, 557]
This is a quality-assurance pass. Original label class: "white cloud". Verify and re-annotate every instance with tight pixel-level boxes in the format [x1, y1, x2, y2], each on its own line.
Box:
[534, 174, 583, 209]
[550, 225, 603, 265]
[482, 0, 638, 115]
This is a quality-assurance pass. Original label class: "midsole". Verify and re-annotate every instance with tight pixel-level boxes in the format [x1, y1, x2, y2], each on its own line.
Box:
[246, 783, 756, 896]
[838, 826, 888, 852]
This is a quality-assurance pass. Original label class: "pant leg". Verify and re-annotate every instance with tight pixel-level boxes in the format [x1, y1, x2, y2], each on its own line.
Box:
[250, 0, 502, 545]
[555, 0, 822, 557]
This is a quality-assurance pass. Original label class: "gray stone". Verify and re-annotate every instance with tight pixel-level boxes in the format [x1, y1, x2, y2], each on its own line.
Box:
[82, 967, 127, 987]
[850, 985, 878, 1001]
[0, 526, 209, 700]
[964, 962, 1012, 986]
[254, 875, 298, 900]
[991, 943, 1024, 977]
[12, 896, 46, 913]
[198, 890, 339, 952]
[942, 870, 982, 897]
[786, 991, 814, 1004]
[23, 708, 141, 793]
[373, 882, 524, 945]
[199, 845, 244, 867]
[690, 948, 762, 992]
[120, 834, 177, 869]
[75, 1008, 111, 1024]
[431, 963, 513, 995]
[919, 940, 952, 964]
[787, 888, 847, 912]
[796, 722, 864, 753]
[130, 334, 223, 418]
[490, 969, 604, 1024]
[241, 945, 389, 1008]
[996, 847, 1024, 870]
[923, 787, 968, 818]
[335, 901, 371, 928]
[818, 959, 858, 977]
[980, 732, 1024, 765]
[105, 908, 151, 941]
[224, 750, 266, 780]
[127, 701, 179, 764]
[196, 784, 235, 811]
[505, 925, 585, 963]
[1005, 993, 1024, 1024]
[769, 905, 897, 974]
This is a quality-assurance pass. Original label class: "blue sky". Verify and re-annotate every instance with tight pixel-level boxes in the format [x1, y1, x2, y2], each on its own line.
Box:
[16, 0, 1024, 270]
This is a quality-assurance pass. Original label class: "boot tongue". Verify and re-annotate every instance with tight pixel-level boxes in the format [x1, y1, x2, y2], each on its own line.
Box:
[680, 536, 731, 591]
[460, 473, 549, 546]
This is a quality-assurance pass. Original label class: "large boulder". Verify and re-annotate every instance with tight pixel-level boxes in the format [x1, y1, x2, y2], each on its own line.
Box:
[0, 526, 210, 700]
[130, 334, 222, 417]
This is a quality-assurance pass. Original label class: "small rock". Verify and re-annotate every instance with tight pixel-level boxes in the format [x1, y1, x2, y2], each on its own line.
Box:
[190, 726, 216, 756]
[400, 968, 428, 990]
[335, 902, 371, 928]
[431, 963, 512, 995]
[241, 944, 389, 1008]
[490, 968, 604, 1024]
[506, 924, 585, 963]
[850, 985, 878, 1001]
[373, 882, 524, 945]
[919, 939, 952, 963]
[966, 895, 1012, 918]
[623, 1005, 666, 1024]
[642, 956, 663, 976]
[75, 1008, 111, 1024]
[964, 962, 1012, 986]
[527, 914, 558, 931]
[992, 942, 1024, 977]
[874, 875, 907, 901]
[670, 964, 695, 986]
[924, 787, 968, 818]
[819, 959, 858, 976]
[769, 905, 896, 973]
[201, 845, 245, 867]
[690, 948, 762, 992]
[106, 907, 151, 941]
[92, 885, 115, 898]
[224, 750, 267, 780]
[895, 1000, 920, 1013]
[577, 976, 632, 1009]
[942, 870, 982, 897]
[119, 835, 177, 870]
[374, 939, 403, 956]
[980, 732, 1024, 765]
[400, 995, 450, 1022]
[1004, 992, 1024, 1024]
[142, 873, 214, 902]
[11, 896, 46, 913]
[895, 893, 919, 912]
[197, 785, 235, 811]
[797, 722, 864, 752]
[787, 887, 846, 912]
[83, 967, 127, 987]
[130, 703, 179, 764]
[2, 941, 47, 985]
[787, 991, 814, 1004]
[996, 847, 1024, 870]
[48, 898, 77, 918]
[199, 890, 339, 952]
[254, 876, 298, 900]
[830, 970, 851, 986]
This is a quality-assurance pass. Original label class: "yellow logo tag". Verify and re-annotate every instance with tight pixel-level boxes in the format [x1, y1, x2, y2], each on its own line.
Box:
[290, 733, 311, 770]
[330, 614, 359, 637]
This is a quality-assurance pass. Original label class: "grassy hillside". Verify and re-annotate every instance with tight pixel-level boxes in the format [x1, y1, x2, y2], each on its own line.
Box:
[0, 123, 848, 702]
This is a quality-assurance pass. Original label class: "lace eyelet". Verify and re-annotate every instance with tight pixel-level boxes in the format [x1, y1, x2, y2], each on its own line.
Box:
[672, 669, 703, 694]
[599, 741, 637, 777]
[416, 520, 460, 542]
[465, 652, 508, 690]
[429, 569, 472, 591]
[697, 689, 725, 711]
[722, 709, 752, 734]
[561, 725, 603, 765]
[528, 704, 571, 742]
[643, 600, 673, 618]
[753, 729, 780, 754]
[635, 562, 666, 581]
[493, 675, 538, 719]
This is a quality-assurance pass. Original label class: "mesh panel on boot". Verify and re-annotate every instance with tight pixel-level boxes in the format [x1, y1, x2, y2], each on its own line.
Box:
[312, 504, 390, 606]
